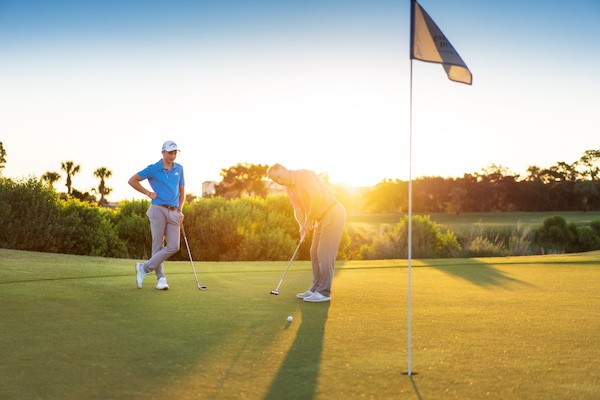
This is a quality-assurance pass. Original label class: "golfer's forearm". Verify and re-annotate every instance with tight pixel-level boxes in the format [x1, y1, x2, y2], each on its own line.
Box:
[178, 186, 185, 210]
[128, 176, 151, 197]
[293, 209, 305, 226]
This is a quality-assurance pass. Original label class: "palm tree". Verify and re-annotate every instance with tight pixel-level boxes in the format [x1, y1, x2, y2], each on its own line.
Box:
[41, 171, 61, 188]
[61, 161, 80, 195]
[93, 167, 112, 206]
[0, 141, 6, 174]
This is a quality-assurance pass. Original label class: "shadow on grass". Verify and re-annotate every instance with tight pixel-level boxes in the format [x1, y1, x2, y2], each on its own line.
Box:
[263, 302, 330, 400]
[423, 258, 533, 288]
[409, 376, 423, 400]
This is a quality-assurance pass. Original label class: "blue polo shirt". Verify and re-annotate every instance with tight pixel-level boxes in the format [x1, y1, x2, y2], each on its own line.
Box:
[138, 159, 185, 207]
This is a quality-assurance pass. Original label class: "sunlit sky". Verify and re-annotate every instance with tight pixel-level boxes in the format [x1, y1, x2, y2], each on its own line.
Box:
[1, 0, 598, 201]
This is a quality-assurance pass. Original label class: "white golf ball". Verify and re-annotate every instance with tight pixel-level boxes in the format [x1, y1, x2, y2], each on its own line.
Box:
[287, 316, 293, 322]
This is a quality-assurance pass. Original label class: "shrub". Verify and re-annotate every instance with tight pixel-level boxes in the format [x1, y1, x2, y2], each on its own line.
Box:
[0, 177, 127, 257]
[590, 219, 600, 236]
[461, 236, 506, 258]
[533, 216, 600, 254]
[359, 215, 460, 259]
[182, 195, 302, 261]
[457, 225, 534, 257]
[507, 226, 534, 256]
[113, 200, 152, 259]
[576, 226, 600, 252]
[0, 177, 63, 252]
[56, 199, 127, 257]
[339, 226, 371, 260]
[534, 216, 578, 253]
[437, 230, 462, 258]
[178, 194, 352, 261]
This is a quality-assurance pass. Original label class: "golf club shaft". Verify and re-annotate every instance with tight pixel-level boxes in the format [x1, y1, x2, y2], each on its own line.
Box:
[272, 237, 304, 293]
[181, 224, 204, 289]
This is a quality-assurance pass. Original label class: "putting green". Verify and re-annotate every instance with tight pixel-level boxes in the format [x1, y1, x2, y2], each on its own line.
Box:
[0, 249, 598, 399]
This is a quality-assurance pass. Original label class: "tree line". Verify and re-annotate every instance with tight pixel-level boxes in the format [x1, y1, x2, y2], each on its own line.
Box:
[188, 150, 600, 214]
[175, 149, 600, 215]
[0, 142, 598, 213]
[360, 150, 600, 213]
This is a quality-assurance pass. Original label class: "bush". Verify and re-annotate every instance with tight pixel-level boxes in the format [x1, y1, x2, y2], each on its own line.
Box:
[533, 216, 600, 254]
[534, 216, 578, 253]
[590, 219, 600, 236]
[339, 226, 371, 260]
[461, 236, 506, 258]
[576, 226, 600, 252]
[0, 177, 127, 257]
[178, 194, 352, 261]
[56, 199, 127, 257]
[182, 195, 302, 261]
[358, 215, 460, 259]
[114, 200, 152, 259]
[0, 177, 63, 252]
[507, 226, 534, 256]
[457, 225, 534, 257]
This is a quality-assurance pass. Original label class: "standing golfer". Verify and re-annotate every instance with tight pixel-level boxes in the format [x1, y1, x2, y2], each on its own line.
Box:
[128, 140, 185, 290]
[267, 164, 346, 302]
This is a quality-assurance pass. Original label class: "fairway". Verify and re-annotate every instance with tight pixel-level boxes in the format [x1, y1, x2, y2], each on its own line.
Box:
[1, 249, 598, 399]
[348, 211, 600, 233]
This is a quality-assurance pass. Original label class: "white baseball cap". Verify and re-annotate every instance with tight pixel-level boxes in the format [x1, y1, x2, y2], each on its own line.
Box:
[162, 140, 180, 152]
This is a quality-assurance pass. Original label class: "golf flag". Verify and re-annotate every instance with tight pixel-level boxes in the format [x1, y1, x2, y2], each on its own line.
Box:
[410, 0, 472, 85]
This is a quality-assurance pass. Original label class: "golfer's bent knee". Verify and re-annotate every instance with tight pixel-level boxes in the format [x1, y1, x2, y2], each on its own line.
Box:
[165, 244, 180, 257]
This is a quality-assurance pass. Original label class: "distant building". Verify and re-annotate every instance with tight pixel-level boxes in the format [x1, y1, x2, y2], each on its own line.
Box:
[202, 181, 216, 197]
[266, 180, 286, 195]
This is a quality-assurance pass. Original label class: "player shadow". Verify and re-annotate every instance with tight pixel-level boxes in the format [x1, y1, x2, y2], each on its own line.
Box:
[263, 301, 330, 400]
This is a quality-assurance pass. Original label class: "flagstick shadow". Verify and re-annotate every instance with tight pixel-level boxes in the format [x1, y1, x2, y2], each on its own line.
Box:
[409, 376, 423, 400]
[263, 302, 330, 400]
[424, 259, 533, 288]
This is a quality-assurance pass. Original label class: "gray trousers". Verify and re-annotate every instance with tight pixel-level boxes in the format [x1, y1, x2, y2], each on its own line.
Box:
[142, 205, 181, 279]
[310, 202, 346, 297]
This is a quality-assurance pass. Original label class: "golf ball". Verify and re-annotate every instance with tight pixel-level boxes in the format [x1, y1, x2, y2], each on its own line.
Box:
[287, 316, 293, 322]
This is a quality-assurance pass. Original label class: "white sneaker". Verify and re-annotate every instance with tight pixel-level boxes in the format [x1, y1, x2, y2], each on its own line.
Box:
[135, 262, 147, 289]
[296, 290, 314, 299]
[303, 292, 331, 302]
[156, 277, 169, 290]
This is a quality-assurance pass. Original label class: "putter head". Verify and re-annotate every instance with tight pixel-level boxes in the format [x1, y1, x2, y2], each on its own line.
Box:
[198, 284, 207, 290]
[270, 290, 279, 295]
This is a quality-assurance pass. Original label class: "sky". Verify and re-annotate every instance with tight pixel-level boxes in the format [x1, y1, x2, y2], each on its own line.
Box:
[1, 0, 599, 201]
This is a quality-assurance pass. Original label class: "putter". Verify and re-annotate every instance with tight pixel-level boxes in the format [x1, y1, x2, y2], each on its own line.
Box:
[181, 224, 207, 290]
[270, 237, 304, 295]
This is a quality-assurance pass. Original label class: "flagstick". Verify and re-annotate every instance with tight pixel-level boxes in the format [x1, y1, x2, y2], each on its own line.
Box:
[407, 58, 414, 377]
[406, 0, 471, 378]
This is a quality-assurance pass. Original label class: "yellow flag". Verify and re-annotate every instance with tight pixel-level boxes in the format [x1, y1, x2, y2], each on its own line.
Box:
[411, 0, 472, 85]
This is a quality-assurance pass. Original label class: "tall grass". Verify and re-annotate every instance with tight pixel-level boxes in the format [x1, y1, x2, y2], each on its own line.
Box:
[458, 225, 534, 257]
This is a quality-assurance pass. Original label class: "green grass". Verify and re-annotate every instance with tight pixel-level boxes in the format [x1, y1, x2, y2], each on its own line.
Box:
[348, 211, 600, 233]
[1, 248, 599, 399]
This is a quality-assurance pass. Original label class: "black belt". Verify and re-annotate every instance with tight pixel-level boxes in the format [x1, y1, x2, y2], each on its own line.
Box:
[158, 204, 179, 211]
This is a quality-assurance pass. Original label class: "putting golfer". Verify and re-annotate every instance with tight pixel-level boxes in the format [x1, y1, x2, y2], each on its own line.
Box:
[128, 140, 185, 290]
[267, 164, 346, 302]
